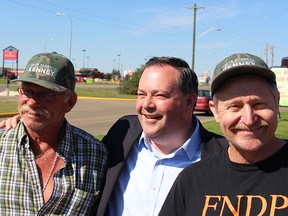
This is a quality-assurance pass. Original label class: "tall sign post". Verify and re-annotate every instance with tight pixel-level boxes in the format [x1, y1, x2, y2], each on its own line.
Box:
[2, 46, 19, 95]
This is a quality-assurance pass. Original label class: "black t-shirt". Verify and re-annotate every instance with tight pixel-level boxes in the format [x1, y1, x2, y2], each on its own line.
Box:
[159, 142, 288, 216]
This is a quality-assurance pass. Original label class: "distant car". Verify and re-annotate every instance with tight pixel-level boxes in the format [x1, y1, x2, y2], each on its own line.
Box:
[195, 89, 212, 115]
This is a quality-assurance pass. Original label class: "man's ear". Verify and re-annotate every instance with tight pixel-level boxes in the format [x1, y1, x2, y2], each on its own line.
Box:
[209, 100, 220, 123]
[65, 92, 77, 113]
[187, 93, 197, 108]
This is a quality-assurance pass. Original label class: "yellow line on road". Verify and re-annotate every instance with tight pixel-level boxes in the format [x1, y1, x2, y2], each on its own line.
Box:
[78, 96, 136, 101]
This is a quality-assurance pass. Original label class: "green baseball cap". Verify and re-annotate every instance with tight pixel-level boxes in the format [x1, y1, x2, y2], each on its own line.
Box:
[211, 53, 276, 96]
[13, 52, 75, 92]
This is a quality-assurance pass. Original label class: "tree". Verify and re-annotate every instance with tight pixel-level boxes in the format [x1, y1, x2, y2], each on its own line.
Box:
[118, 65, 143, 95]
[111, 69, 121, 79]
[104, 73, 112, 80]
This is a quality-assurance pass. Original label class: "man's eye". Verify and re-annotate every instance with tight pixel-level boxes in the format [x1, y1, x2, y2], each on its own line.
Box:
[155, 94, 167, 99]
[42, 92, 53, 98]
[253, 102, 266, 109]
[24, 89, 34, 96]
[137, 93, 145, 97]
[228, 105, 241, 111]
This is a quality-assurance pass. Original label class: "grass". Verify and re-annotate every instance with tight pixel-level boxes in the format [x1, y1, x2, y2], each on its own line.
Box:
[75, 88, 136, 99]
[0, 101, 18, 113]
[276, 112, 288, 139]
[0, 78, 9, 84]
[95, 135, 104, 140]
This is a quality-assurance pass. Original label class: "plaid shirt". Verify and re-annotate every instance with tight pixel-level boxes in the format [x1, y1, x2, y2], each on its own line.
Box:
[0, 120, 108, 215]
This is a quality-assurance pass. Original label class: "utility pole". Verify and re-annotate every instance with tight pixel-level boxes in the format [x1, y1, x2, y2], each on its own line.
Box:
[270, 45, 275, 67]
[264, 43, 275, 67]
[186, 3, 205, 71]
[265, 43, 269, 65]
[82, 49, 86, 69]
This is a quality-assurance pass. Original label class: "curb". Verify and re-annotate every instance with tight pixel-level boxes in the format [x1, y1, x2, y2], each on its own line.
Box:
[0, 112, 18, 118]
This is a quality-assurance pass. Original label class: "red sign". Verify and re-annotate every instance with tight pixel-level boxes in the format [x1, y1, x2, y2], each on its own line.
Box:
[4, 51, 18, 61]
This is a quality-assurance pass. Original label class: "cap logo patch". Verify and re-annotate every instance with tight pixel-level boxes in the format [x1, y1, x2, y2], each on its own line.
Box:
[222, 57, 255, 71]
[28, 63, 57, 76]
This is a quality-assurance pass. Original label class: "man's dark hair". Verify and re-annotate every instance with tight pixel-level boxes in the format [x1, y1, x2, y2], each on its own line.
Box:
[143, 56, 198, 96]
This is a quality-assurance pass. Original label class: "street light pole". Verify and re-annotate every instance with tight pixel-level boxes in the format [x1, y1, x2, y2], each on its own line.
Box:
[44, 38, 54, 52]
[72, 58, 77, 69]
[196, 28, 221, 39]
[86, 56, 90, 68]
[117, 54, 121, 75]
[186, 4, 204, 71]
[56, 12, 73, 59]
[82, 49, 86, 69]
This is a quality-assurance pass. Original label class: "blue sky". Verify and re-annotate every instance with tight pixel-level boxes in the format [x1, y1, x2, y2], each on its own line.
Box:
[1, 0, 287, 76]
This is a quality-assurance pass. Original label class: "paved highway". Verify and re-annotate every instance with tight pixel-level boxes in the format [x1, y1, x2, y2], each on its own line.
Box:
[66, 98, 137, 135]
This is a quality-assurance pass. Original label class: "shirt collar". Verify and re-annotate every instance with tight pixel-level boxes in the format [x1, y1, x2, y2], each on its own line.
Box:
[183, 116, 201, 160]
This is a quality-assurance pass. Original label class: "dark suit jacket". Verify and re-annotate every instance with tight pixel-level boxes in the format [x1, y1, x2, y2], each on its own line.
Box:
[97, 115, 228, 216]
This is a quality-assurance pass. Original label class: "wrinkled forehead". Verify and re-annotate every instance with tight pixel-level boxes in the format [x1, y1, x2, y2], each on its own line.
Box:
[215, 75, 275, 100]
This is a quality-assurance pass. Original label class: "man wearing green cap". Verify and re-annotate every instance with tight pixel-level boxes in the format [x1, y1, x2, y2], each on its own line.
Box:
[159, 53, 288, 216]
[0, 52, 108, 215]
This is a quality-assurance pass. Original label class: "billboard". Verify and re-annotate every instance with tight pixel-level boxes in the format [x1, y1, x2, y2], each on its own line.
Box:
[3, 50, 18, 62]
[271, 67, 288, 107]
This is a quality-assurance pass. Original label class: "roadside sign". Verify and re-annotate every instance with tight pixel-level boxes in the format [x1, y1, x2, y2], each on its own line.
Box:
[271, 67, 288, 107]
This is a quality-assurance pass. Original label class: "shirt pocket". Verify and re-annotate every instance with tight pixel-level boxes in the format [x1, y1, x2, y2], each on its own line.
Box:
[64, 188, 99, 215]
[40, 188, 101, 215]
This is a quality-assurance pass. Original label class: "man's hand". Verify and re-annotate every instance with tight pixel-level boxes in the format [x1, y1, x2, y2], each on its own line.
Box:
[0, 115, 21, 130]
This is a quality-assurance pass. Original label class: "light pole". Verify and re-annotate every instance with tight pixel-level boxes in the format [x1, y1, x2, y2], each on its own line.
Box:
[72, 58, 77, 69]
[44, 38, 54, 52]
[196, 28, 221, 39]
[86, 56, 90, 68]
[117, 54, 121, 74]
[82, 49, 86, 69]
[56, 12, 73, 59]
[186, 4, 204, 71]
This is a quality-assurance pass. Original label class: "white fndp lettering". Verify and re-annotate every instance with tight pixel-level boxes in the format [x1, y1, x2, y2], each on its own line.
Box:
[28, 63, 56, 76]
[222, 58, 256, 71]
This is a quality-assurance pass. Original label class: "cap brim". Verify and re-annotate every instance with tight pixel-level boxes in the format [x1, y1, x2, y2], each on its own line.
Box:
[12, 77, 67, 92]
[211, 65, 276, 96]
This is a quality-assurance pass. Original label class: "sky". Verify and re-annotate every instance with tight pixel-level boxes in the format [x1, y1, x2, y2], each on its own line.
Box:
[1, 0, 288, 76]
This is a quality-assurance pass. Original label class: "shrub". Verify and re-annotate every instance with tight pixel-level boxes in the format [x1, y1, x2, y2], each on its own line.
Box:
[118, 66, 143, 95]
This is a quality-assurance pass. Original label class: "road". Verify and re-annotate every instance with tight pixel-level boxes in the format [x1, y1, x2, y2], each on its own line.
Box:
[66, 98, 137, 135]
[0, 84, 215, 135]
[65, 98, 215, 135]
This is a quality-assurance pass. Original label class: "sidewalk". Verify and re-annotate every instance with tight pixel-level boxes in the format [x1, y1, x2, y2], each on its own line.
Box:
[0, 90, 18, 97]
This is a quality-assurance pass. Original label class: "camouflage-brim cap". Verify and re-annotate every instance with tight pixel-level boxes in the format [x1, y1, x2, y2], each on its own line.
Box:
[13, 52, 75, 92]
[211, 53, 276, 96]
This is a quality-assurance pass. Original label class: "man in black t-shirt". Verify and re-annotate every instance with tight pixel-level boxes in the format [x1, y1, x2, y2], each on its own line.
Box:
[159, 53, 288, 216]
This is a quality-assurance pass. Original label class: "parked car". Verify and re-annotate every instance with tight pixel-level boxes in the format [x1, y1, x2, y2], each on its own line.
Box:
[195, 89, 212, 115]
